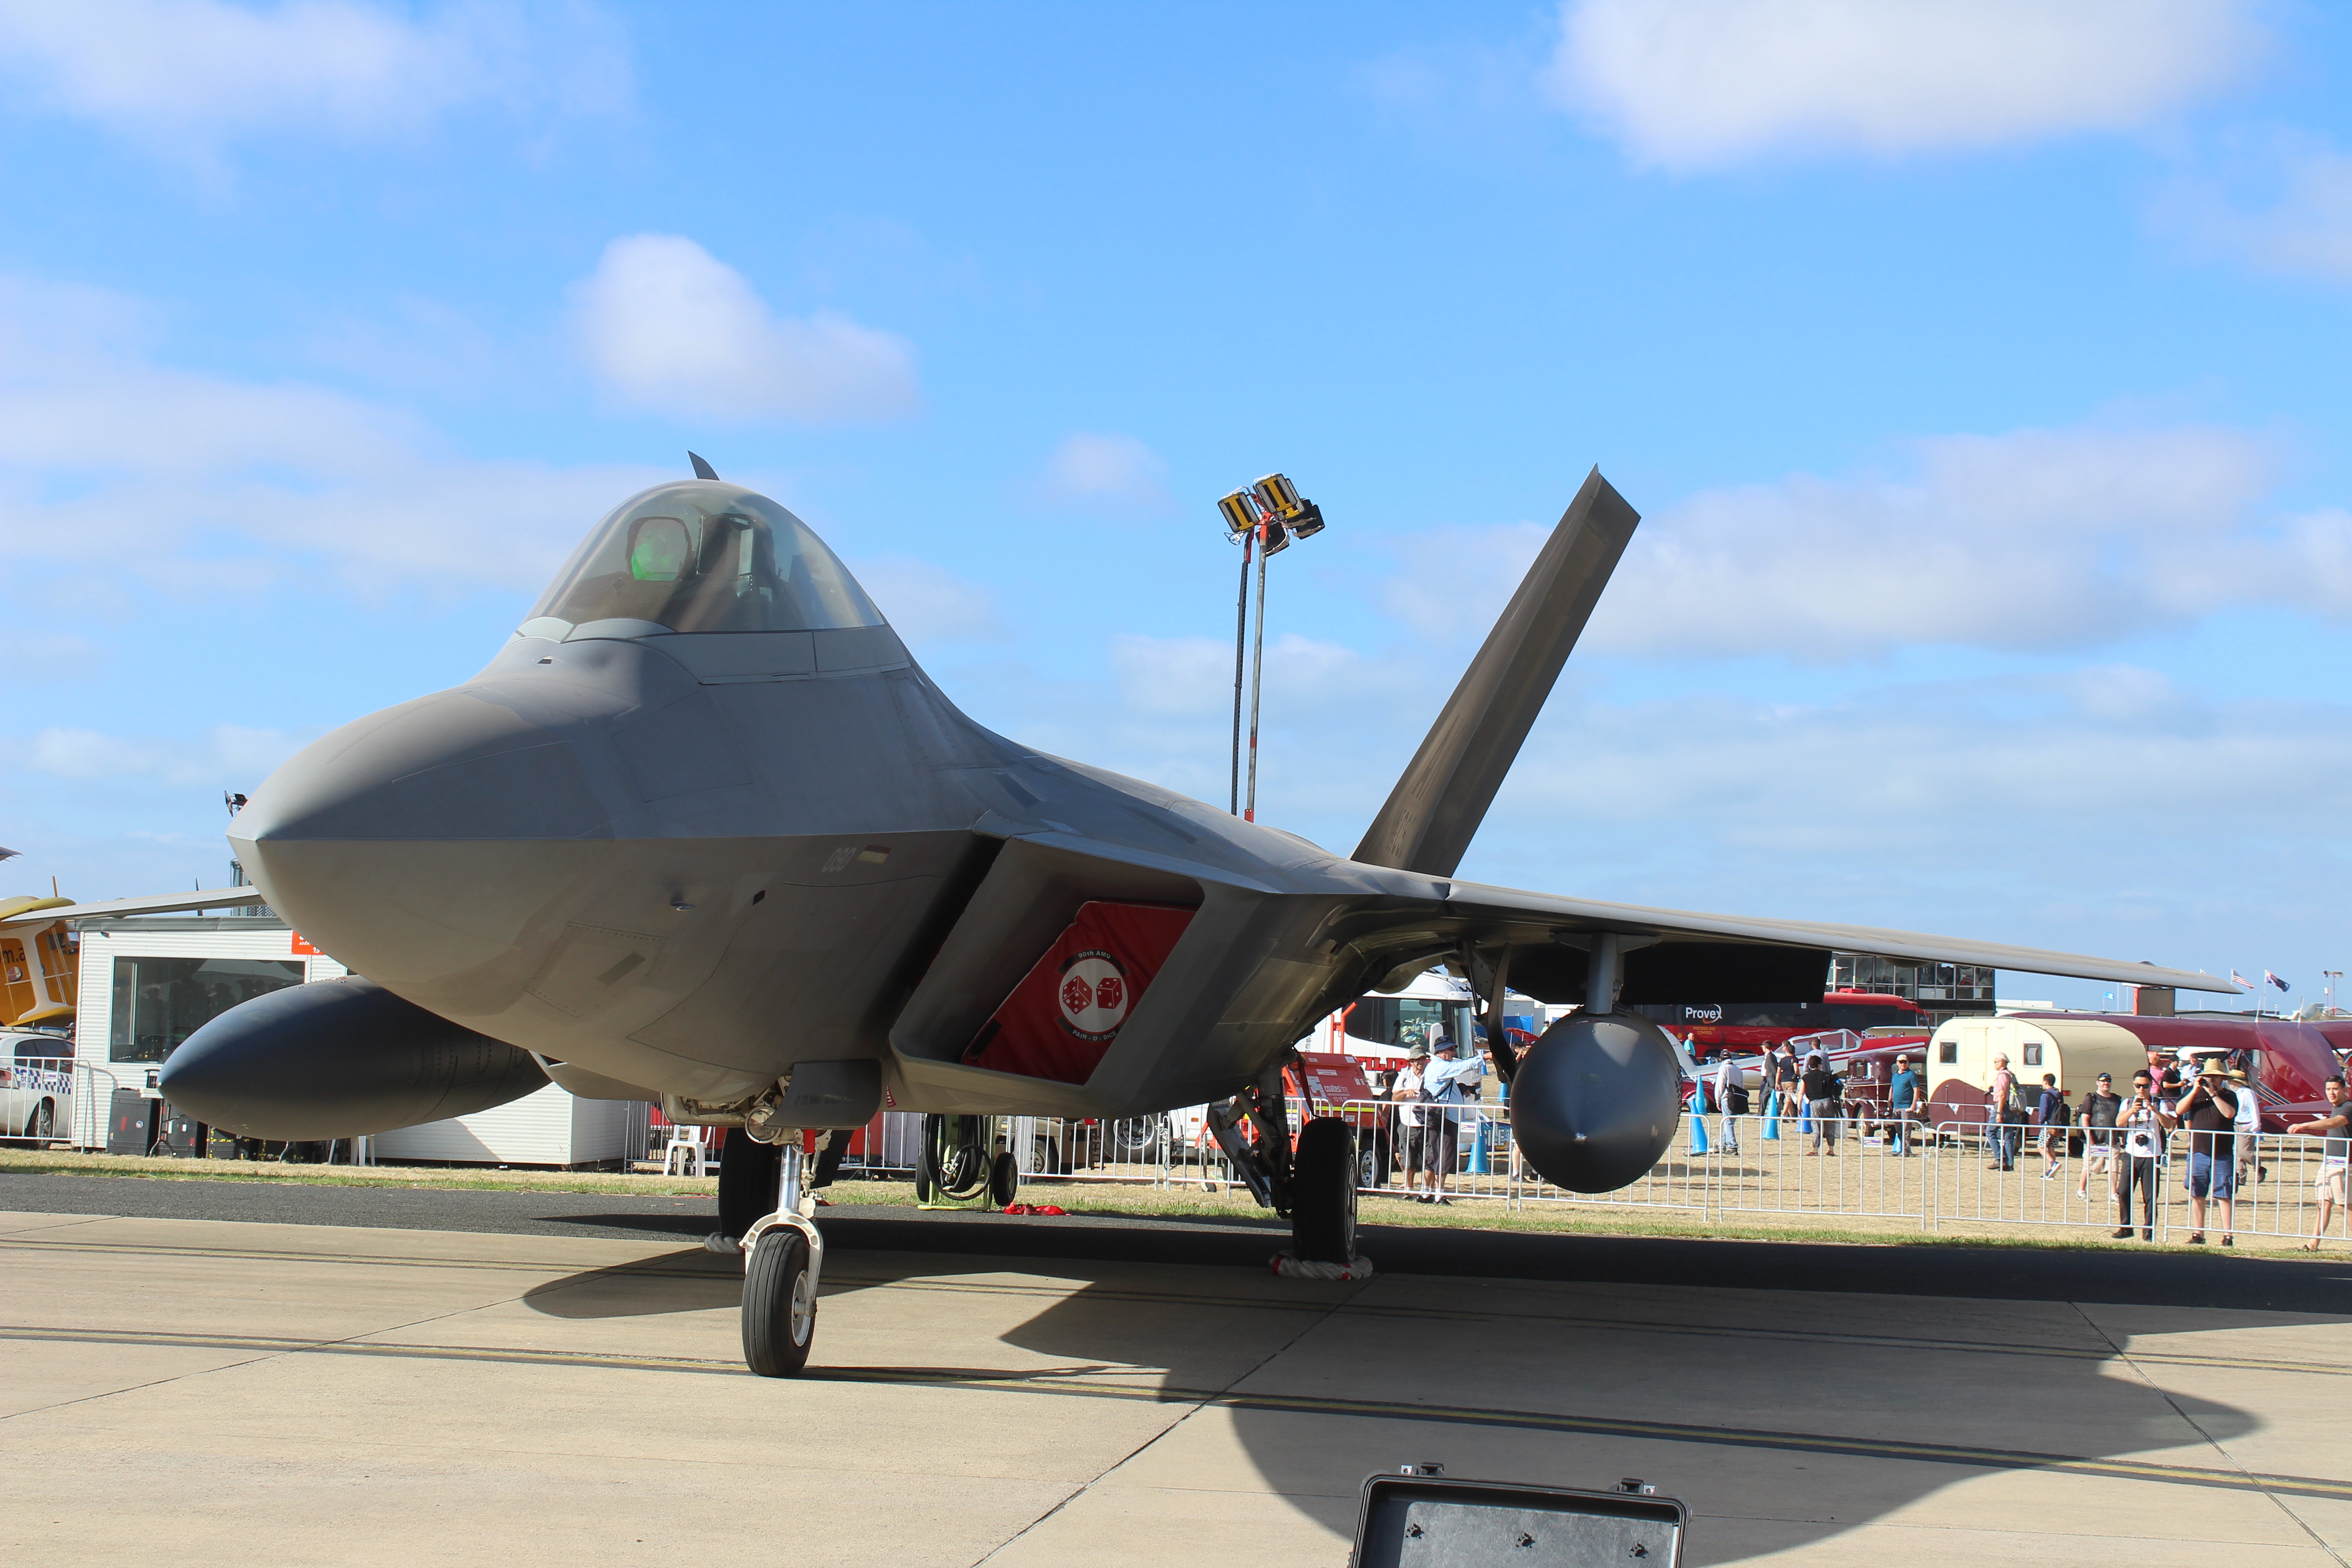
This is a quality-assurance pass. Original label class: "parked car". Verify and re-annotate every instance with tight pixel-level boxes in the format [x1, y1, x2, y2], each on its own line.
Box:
[1, 1030, 74, 1142]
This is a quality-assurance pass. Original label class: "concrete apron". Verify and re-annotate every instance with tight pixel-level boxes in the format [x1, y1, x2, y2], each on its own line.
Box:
[1, 1208, 2347, 1568]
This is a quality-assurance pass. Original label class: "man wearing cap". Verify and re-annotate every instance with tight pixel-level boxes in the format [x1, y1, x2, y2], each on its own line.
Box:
[1416, 1030, 1486, 1204]
[2174, 1058, 2241, 1245]
[1711, 1048, 1745, 1156]
[2078, 1072, 2122, 1200]
[1888, 1052, 1922, 1157]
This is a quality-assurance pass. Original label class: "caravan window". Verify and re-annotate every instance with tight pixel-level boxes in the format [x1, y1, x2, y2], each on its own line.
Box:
[1939, 1040, 1958, 1063]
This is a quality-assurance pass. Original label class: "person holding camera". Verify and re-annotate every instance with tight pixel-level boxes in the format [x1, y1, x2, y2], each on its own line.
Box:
[2174, 1059, 2241, 1246]
[2112, 1068, 2173, 1240]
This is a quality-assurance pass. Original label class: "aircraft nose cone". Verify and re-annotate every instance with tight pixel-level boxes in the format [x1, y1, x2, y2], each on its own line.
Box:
[235, 689, 611, 848]
[229, 688, 615, 990]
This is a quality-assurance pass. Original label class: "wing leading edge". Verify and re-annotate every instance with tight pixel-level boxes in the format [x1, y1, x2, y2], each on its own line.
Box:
[1435, 876, 2233, 995]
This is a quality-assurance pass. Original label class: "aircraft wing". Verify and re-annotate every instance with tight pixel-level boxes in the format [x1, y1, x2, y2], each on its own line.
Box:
[0, 888, 269, 929]
[1439, 876, 2235, 994]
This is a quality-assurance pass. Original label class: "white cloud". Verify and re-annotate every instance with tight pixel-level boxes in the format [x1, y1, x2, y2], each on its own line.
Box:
[24, 723, 309, 789]
[573, 235, 920, 425]
[1377, 521, 1549, 641]
[846, 554, 1008, 647]
[0, 0, 629, 151]
[2156, 132, 2352, 284]
[1548, 0, 2264, 171]
[0, 273, 667, 603]
[1037, 432, 1174, 513]
[1398, 422, 2352, 663]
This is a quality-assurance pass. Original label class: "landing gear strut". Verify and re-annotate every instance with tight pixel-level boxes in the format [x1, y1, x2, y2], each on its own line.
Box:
[916, 1113, 1016, 1209]
[1207, 1061, 1358, 1266]
[737, 1137, 825, 1377]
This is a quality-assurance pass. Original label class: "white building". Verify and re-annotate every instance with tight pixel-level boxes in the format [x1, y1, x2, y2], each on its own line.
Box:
[71, 912, 631, 1166]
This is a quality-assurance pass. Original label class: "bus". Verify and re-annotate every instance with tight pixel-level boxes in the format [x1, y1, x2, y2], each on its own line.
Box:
[1632, 989, 1923, 1057]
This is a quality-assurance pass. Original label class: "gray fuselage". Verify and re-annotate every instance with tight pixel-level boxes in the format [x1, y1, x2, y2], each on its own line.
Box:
[230, 613, 1431, 1120]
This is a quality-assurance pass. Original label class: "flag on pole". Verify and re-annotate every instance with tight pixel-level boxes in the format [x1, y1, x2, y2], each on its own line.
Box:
[2266, 970, 2291, 992]
[2231, 970, 2254, 990]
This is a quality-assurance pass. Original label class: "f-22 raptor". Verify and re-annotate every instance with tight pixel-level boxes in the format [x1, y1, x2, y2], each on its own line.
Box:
[160, 460, 2227, 1374]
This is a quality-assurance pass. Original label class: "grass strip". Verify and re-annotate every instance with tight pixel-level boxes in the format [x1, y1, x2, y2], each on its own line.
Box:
[5, 1147, 2337, 1259]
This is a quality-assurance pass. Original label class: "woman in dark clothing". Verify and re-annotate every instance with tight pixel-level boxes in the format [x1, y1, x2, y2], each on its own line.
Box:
[1802, 1054, 1842, 1155]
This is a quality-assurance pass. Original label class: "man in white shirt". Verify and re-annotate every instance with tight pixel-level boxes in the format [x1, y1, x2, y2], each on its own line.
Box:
[1389, 1045, 1426, 1193]
[1416, 1033, 1486, 1204]
[1713, 1051, 1743, 1156]
[2112, 1067, 2173, 1241]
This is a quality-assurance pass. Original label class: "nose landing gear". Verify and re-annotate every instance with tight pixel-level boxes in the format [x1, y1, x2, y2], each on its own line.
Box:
[734, 1138, 827, 1377]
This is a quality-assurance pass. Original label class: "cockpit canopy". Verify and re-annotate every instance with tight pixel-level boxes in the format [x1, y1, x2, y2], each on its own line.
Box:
[529, 481, 885, 635]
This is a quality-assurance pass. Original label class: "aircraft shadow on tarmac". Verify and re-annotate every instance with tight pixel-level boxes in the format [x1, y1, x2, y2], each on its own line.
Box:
[518, 1211, 2343, 1563]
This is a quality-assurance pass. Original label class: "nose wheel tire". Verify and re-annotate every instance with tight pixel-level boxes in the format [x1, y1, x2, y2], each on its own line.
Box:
[718, 1133, 782, 1239]
[741, 1228, 816, 1377]
[1290, 1116, 1358, 1264]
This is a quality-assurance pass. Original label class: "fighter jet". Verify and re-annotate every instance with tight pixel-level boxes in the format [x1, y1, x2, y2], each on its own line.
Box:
[157, 459, 2228, 1375]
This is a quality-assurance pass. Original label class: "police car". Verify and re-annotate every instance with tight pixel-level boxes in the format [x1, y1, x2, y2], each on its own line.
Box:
[0, 1030, 73, 1142]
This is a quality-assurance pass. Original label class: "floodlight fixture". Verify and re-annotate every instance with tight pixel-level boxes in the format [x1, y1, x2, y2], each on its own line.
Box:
[1251, 472, 1304, 521]
[1216, 469, 1331, 822]
[1216, 489, 1262, 544]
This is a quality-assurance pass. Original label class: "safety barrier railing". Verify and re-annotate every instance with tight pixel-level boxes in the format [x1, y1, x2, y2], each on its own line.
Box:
[986, 1102, 2352, 1250]
[0, 1055, 77, 1146]
[619, 1099, 2352, 1251]
[2169, 1129, 2349, 1246]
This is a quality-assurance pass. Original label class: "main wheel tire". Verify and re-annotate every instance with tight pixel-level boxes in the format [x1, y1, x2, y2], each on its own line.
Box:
[718, 1133, 782, 1239]
[989, 1150, 1019, 1207]
[741, 1228, 816, 1377]
[1290, 1116, 1358, 1265]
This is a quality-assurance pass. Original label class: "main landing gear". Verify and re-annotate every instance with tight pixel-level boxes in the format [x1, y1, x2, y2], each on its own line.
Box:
[915, 1113, 1018, 1210]
[1208, 1063, 1359, 1267]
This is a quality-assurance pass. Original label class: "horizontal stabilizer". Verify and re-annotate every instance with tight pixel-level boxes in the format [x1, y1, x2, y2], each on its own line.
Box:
[0, 887, 267, 929]
[1352, 467, 1639, 877]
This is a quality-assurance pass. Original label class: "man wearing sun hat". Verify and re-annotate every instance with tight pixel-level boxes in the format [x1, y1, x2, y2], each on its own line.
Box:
[2174, 1057, 2241, 1246]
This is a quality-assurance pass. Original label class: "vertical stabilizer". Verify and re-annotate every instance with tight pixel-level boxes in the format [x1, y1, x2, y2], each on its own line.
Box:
[1351, 467, 1639, 877]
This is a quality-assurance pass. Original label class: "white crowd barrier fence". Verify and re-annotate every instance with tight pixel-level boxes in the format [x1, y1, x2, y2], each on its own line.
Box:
[872, 1098, 2352, 1246]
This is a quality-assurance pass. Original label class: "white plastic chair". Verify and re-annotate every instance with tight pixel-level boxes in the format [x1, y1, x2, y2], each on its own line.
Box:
[662, 1124, 710, 1177]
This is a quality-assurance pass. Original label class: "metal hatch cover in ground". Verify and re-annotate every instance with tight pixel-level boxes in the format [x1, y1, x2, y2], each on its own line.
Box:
[1350, 1474, 1685, 1568]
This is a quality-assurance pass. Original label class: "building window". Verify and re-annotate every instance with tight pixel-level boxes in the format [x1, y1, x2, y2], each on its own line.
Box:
[109, 956, 305, 1063]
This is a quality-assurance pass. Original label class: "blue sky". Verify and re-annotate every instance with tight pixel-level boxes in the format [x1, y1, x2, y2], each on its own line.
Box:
[3, 0, 2349, 1008]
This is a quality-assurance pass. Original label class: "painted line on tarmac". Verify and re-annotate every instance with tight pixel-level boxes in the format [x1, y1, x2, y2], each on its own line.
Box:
[7, 1322, 2347, 1504]
[10, 1233, 2344, 1382]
